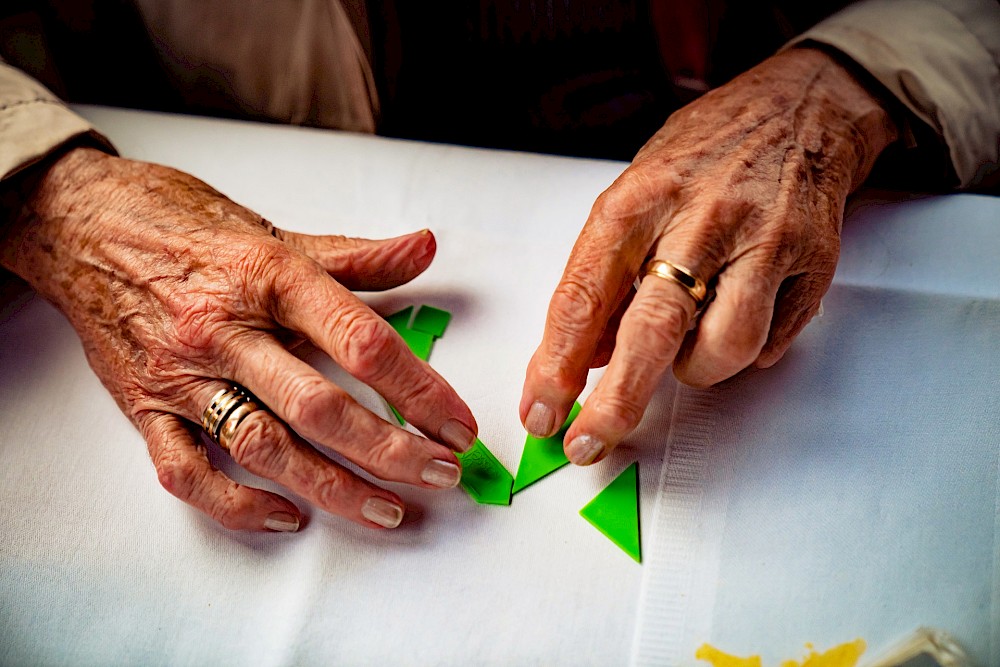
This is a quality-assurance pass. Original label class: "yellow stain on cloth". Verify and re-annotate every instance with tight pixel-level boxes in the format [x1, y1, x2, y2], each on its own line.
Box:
[696, 639, 865, 667]
[695, 643, 762, 667]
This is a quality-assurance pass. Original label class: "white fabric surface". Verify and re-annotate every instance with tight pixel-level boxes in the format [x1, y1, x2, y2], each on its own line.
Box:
[1, 106, 648, 666]
[634, 193, 1000, 666]
[0, 106, 997, 666]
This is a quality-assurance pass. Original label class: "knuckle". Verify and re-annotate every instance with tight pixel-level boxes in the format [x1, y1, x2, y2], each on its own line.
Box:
[593, 172, 651, 222]
[283, 374, 343, 433]
[550, 275, 607, 337]
[125, 386, 160, 421]
[762, 229, 805, 270]
[250, 243, 325, 318]
[261, 218, 281, 239]
[363, 431, 412, 479]
[331, 309, 397, 381]
[207, 483, 247, 531]
[172, 295, 228, 355]
[270, 258, 331, 324]
[236, 240, 297, 289]
[154, 448, 198, 499]
[313, 470, 347, 508]
[624, 298, 688, 357]
[593, 186, 636, 223]
[229, 415, 289, 479]
[592, 393, 646, 437]
[389, 370, 438, 413]
[532, 352, 587, 398]
[595, 165, 681, 221]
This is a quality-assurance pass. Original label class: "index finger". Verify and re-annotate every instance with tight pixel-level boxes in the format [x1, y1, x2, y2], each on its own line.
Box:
[562, 271, 699, 465]
[560, 207, 734, 465]
[271, 258, 478, 452]
[520, 187, 654, 438]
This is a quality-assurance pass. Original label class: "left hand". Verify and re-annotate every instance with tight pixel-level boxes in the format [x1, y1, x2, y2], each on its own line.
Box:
[520, 47, 899, 464]
[1, 147, 478, 532]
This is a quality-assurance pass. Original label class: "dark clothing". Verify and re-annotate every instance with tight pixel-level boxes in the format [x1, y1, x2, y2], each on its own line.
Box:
[2, 1, 848, 160]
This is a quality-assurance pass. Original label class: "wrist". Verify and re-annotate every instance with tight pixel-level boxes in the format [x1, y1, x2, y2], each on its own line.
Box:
[782, 46, 900, 190]
[0, 146, 112, 286]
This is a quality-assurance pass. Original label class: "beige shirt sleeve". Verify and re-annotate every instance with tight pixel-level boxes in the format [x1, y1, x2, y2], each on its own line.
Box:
[0, 60, 114, 181]
[132, 0, 378, 133]
[787, 0, 1000, 188]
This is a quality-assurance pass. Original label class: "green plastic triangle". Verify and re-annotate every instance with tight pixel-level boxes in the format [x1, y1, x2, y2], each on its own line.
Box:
[382, 305, 437, 424]
[456, 438, 513, 506]
[388, 404, 405, 426]
[384, 306, 414, 333]
[511, 401, 582, 494]
[397, 326, 434, 361]
[579, 462, 641, 562]
[411, 305, 452, 338]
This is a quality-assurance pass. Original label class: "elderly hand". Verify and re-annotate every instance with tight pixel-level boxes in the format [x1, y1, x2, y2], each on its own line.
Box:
[521, 47, 898, 464]
[1, 147, 479, 531]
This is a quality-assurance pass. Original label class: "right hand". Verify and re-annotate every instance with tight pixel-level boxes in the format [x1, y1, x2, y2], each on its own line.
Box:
[1, 147, 478, 532]
[520, 48, 898, 465]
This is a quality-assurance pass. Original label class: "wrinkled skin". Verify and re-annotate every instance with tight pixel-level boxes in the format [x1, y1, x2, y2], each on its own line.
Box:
[1, 46, 899, 532]
[1, 147, 479, 532]
[521, 48, 899, 465]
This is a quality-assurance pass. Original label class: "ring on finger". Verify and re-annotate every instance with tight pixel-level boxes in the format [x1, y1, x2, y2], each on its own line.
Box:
[642, 258, 709, 310]
[202, 384, 263, 450]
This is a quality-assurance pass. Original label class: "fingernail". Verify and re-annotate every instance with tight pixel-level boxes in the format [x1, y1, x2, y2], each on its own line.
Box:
[421, 459, 462, 488]
[264, 511, 300, 533]
[362, 497, 404, 529]
[566, 434, 605, 466]
[439, 418, 476, 453]
[525, 401, 556, 437]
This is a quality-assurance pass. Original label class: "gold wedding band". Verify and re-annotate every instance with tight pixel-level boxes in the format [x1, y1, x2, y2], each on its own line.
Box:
[643, 259, 709, 309]
[201, 384, 261, 450]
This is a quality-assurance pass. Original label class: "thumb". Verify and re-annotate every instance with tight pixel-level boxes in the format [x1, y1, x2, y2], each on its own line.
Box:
[274, 227, 436, 291]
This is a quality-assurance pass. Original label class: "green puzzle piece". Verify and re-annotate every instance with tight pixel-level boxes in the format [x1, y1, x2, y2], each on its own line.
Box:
[385, 306, 414, 333]
[511, 401, 582, 494]
[382, 305, 515, 508]
[385, 305, 450, 361]
[397, 326, 434, 361]
[457, 438, 514, 506]
[388, 404, 405, 426]
[579, 462, 641, 562]
[382, 305, 452, 422]
[411, 305, 451, 338]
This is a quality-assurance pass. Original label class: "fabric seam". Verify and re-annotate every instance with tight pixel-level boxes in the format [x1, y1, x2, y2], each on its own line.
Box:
[0, 96, 61, 114]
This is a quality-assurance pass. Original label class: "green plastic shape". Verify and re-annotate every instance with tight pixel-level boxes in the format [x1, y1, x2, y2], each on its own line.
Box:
[382, 305, 443, 422]
[456, 438, 514, 506]
[384, 305, 449, 361]
[388, 404, 405, 426]
[397, 326, 434, 361]
[511, 401, 582, 494]
[579, 462, 641, 563]
[384, 306, 414, 333]
[411, 305, 452, 338]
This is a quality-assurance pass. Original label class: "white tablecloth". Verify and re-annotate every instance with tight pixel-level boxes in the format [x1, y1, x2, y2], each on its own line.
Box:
[1, 106, 997, 666]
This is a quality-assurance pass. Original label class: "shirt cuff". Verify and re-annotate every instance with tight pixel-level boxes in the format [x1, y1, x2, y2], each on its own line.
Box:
[0, 62, 115, 182]
[785, 0, 1000, 188]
